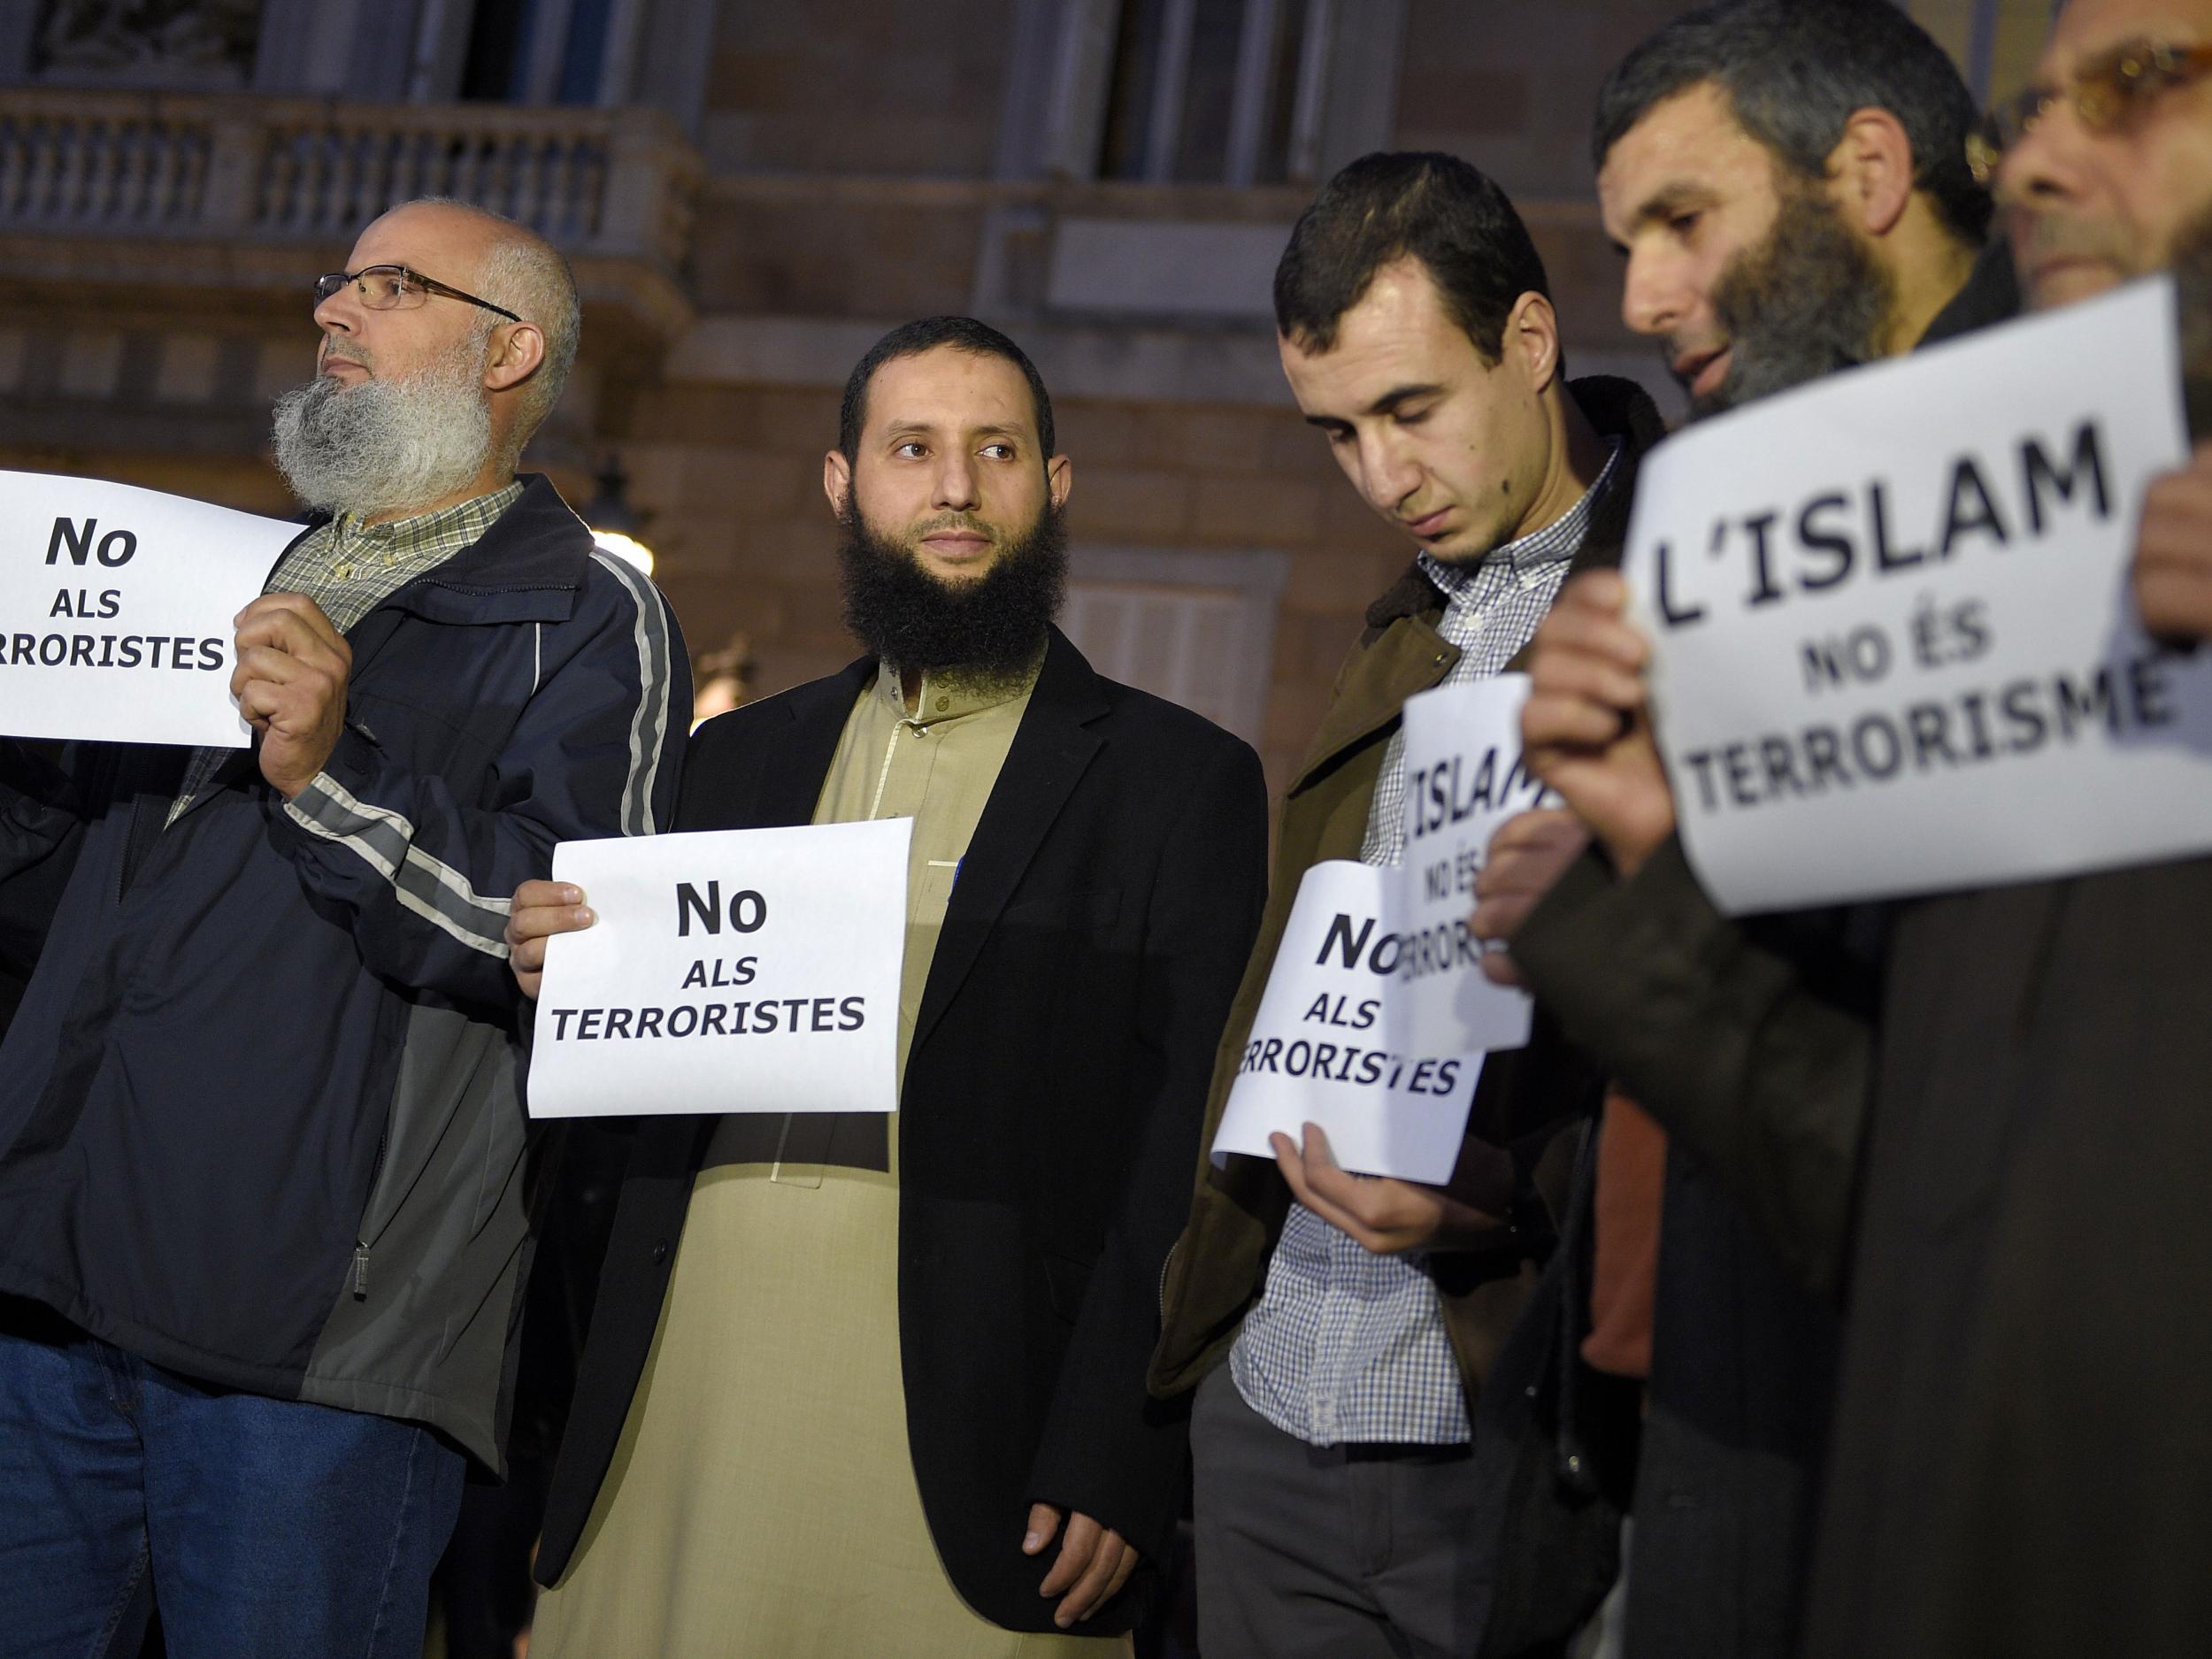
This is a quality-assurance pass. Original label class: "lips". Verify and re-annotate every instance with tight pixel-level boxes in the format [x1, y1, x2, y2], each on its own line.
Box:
[918, 532, 992, 560]
[1673, 344, 1732, 399]
[1401, 508, 1453, 541]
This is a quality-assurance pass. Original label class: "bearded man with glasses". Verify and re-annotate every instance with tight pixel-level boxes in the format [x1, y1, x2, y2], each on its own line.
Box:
[0, 196, 685, 1656]
[1489, 2, 2212, 1655]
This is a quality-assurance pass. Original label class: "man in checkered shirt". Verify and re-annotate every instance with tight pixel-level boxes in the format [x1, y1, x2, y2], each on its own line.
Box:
[1148, 152, 1666, 1659]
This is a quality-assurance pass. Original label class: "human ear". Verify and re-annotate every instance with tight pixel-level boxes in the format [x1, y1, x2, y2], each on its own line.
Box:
[482, 321, 545, 392]
[1826, 105, 1915, 237]
[1506, 292, 1563, 396]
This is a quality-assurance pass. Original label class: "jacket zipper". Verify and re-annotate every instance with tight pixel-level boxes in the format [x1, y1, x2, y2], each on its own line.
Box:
[352, 1126, 389, 1299]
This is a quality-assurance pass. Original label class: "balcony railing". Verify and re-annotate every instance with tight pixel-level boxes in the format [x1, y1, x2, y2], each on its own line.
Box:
[0, 90, 697, 272]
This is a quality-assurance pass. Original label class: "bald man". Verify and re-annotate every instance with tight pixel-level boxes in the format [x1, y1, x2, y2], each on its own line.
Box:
[0, 198, 686, 1656]
[1494, 3, 2212, 1655]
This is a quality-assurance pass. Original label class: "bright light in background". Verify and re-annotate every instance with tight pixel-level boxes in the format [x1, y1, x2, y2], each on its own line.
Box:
[582, 455, 657, 577]
[591, 528, 655, 576]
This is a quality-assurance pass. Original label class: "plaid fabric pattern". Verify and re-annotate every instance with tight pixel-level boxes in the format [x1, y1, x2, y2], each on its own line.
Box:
[170, 483, 525, 824]
[1230, 440, 1624, 1446]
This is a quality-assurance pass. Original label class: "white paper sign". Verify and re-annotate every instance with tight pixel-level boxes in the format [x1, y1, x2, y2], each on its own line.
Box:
[1623, 276, 2212, 914]
[526, 818, 910, 1119]
[0, 472, 304, 748]
[1210, 862, 1487, 1182]
[1396, 676, 1546, 1056]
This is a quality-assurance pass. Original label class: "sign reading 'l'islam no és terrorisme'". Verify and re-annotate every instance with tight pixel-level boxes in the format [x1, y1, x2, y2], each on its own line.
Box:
[1624, 275, 2212, 916]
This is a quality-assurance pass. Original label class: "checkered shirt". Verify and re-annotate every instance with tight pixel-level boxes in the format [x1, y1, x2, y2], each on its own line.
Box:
[1230, 440, 1624, 1446]
[169, 483, 524, 823]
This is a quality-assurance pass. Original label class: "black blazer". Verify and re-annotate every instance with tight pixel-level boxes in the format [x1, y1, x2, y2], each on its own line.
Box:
[534, 627, 1269, 1633]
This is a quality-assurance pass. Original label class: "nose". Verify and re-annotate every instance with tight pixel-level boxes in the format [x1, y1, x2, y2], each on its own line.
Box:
[1993, 96, 2088, 213]
[932, 449, 979, 511]
[312, 278, 360, 338]
[1356, 428, 1422, 516]
[1620, 244, 1683, 340]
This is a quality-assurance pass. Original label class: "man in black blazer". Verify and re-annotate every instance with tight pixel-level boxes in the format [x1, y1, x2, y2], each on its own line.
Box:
[506, 316, 1268, 1654]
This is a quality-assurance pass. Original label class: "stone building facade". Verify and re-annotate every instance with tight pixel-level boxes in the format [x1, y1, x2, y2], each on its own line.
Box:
[0, 0, 2056, 792]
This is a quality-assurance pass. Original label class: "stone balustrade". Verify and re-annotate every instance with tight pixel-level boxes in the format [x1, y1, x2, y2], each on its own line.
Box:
[0, 88, 697, 271]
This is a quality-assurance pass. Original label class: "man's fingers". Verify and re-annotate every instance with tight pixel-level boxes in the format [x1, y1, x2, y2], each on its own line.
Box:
[235, 610, 349, 672]
[1038, 1509, 1097, 1595]
[236, 680, 285, 725]
[227, 643, 320, 703]
[1523, 688, 1633, 751]
[1055, 1525, 1133, 1625]
[1527, 641, 1647, 716]
[1556, 568, 1630, 615]
[1486, 807, 1584, 856]
[514, 880, 585, 912]
[240, 591, 349, 649]
[1477, 949, 1526, 988]
[1023, 1501, 1063, 1557]
[504, 902, 595, 947]
[1269, 1133, 1378, 1247]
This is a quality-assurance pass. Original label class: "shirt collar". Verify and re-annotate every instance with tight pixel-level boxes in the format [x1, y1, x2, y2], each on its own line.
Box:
[1417, 437, 1624, 598]
[871, 649, 1044, 726]
[331, 480, 525, 550]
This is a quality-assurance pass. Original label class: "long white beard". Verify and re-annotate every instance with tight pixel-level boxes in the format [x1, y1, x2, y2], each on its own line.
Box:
[271, 332, 495, 518]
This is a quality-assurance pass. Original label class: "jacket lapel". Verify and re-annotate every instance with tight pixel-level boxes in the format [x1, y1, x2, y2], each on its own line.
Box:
[746, 659, 873, 830]
[910, 627, 1106, 1053]
[1288, 615, 1456, 795]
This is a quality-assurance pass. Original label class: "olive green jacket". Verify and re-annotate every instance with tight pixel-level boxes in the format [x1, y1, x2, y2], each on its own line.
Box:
[1147, 376, 1665, 1405]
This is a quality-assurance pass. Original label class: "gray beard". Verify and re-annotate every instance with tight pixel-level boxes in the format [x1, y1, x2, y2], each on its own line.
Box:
[271, 333, 495, 518]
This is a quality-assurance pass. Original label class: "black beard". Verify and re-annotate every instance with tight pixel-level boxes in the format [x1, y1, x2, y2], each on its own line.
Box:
[1693, 186, 1897, 420]
[836, 496, 1068, 689]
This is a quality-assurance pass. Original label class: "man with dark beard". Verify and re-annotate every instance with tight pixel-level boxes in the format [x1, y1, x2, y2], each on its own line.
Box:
[1487, 1, 2212, 1655]
[0, 198, 685, 1655]
[1459, 6, 2012, 1656]
[506, 315, 1269, 1656]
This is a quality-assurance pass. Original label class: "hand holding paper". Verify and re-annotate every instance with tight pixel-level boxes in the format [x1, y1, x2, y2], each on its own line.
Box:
[2133, 441, 2212, 641]
[0, 471, 304, 749]
[232, 593, 352, 799]
[1470, 808, 1592, 987]
[1521, 571, 1676, 878]
[1622, 278, 2212, 914]
[1270, 1123, 1510, 1256]
[506, 878, 595, 1001]
[525, 820, 910, 1119]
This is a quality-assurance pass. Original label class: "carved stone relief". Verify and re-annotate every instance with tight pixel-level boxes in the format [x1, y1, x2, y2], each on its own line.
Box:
[35, 0, 265, 87]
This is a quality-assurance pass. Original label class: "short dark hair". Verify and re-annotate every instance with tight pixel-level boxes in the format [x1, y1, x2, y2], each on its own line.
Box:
[1273, 151, 1552, 361]
[1594, 0, 1991, 243]
[837, 315, 1056, 463]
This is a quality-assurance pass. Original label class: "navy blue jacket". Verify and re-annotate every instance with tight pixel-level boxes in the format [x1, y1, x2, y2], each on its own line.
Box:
[0, 475, 686, 1464]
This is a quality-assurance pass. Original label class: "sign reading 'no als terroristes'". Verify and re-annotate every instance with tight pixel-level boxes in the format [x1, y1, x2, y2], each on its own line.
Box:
[0, 472, 303, 749]
[1210, 679, 1546, 1182]
[526, 819, 910, 1119]
[1624, 276, 2212, 915]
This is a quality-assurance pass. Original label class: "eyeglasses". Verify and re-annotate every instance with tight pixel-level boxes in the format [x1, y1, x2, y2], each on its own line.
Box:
[1969, 38, 2212, 184]
[311, 264, 520, 322]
